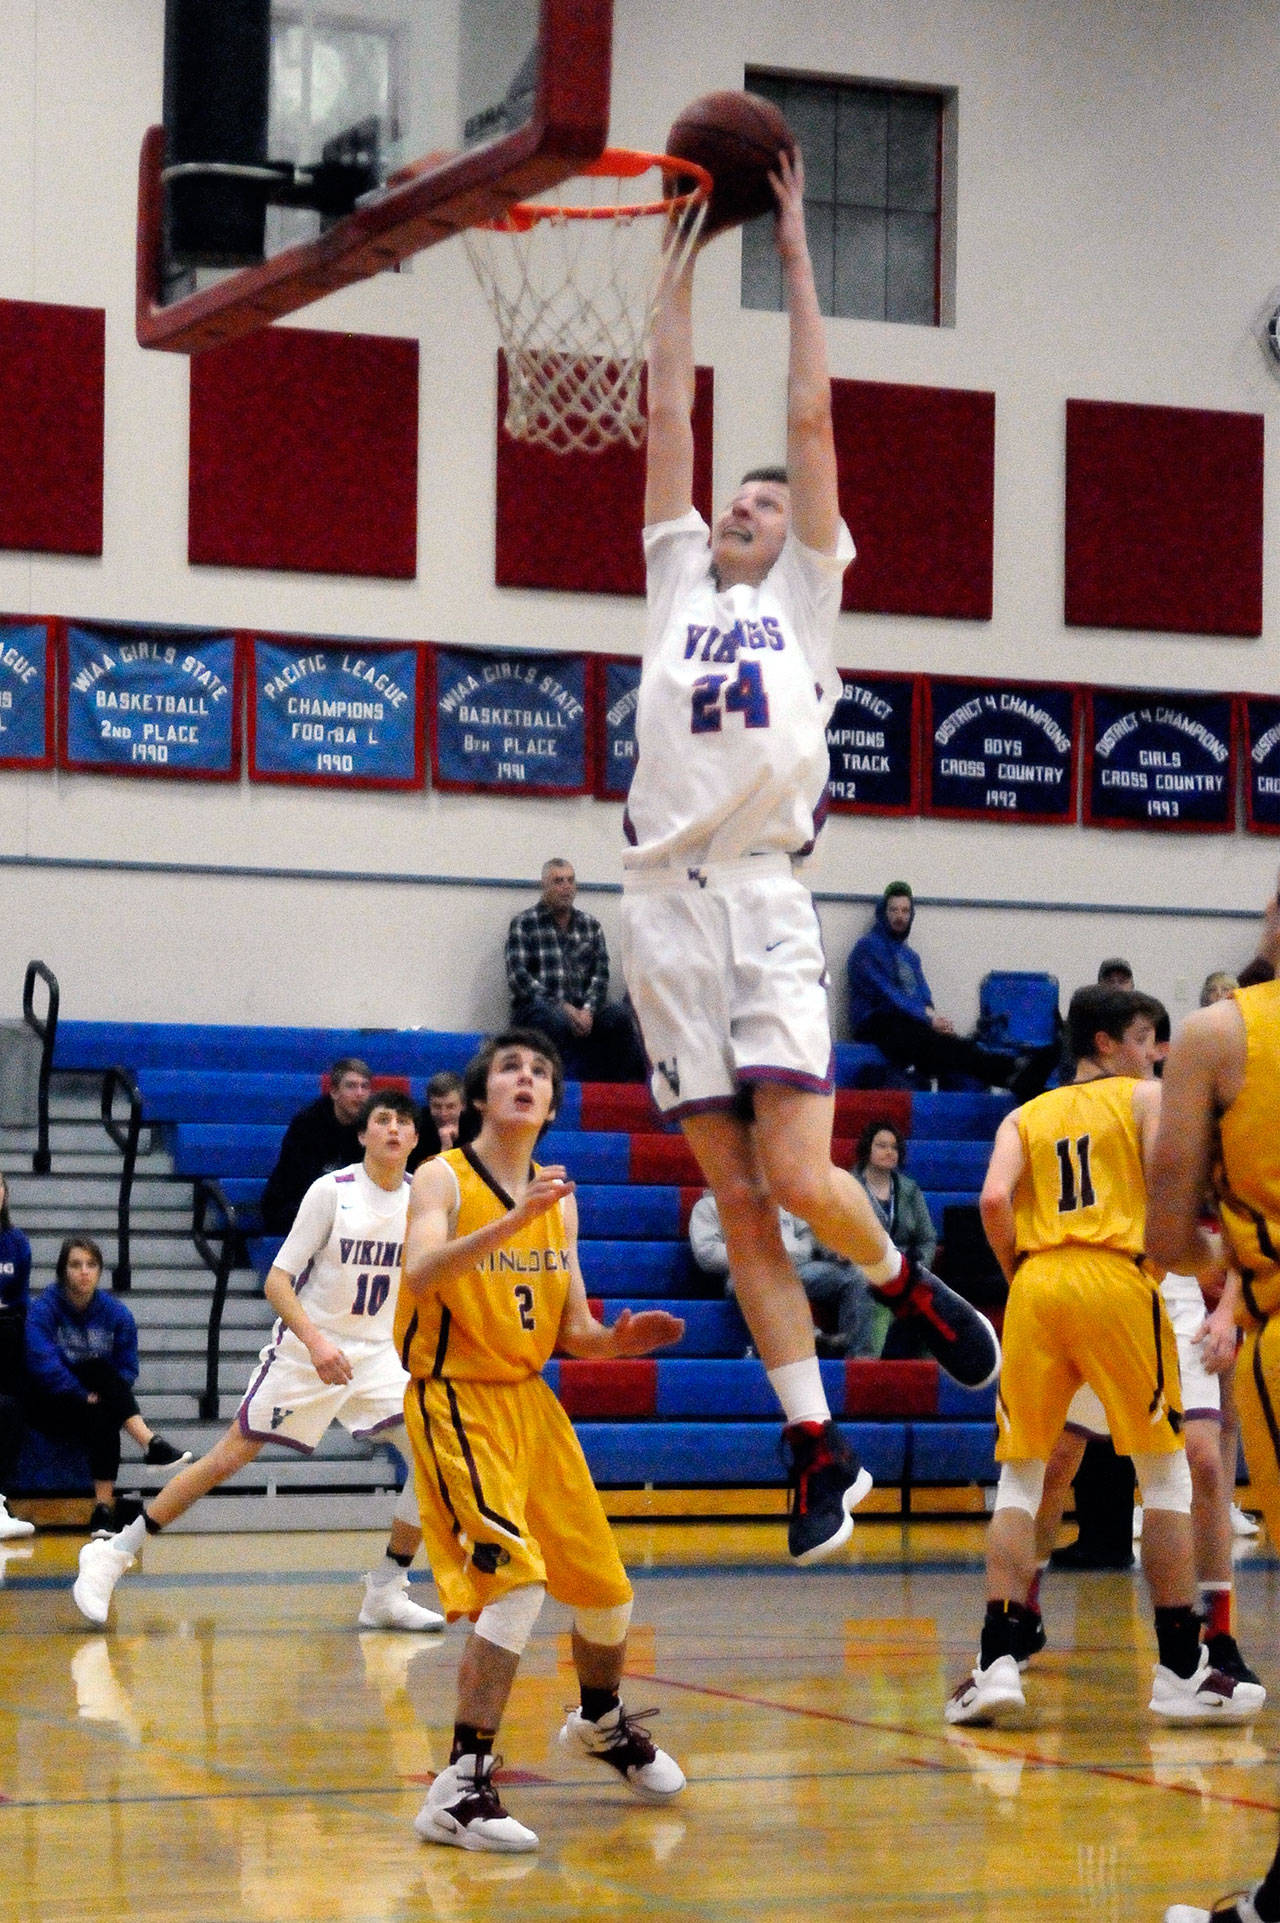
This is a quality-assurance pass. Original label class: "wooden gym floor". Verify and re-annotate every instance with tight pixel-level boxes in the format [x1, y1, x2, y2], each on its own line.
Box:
[3, 1514, 1279, 1922]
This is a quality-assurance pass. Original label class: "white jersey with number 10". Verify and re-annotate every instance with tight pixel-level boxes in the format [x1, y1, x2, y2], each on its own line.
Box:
[271, 1163, 410, 1350]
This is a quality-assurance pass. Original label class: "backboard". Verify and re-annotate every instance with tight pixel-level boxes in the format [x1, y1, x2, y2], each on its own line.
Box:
[138, 0, 613, 352]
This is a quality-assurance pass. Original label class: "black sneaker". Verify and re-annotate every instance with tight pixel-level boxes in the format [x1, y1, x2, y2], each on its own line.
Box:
[143, 1436, 192, 1468]
[1009, 1606, 1047, 1671]
[781, 1419, 873, 1565]
[869, 1257, 1002, 1389]
[87, 1503, 115, 1538]
[1205, 1632, 1265, 1689]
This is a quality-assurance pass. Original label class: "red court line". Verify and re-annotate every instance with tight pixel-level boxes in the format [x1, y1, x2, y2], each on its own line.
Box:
[627, 1669, 1280, 1814]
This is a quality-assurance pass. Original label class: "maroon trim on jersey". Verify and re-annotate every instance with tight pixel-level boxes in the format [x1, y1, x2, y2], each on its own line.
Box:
[444, 1379, 523, 1541]
[351, 1413, 404, 1439]
[461, 1144, 520, 1212]
[399, 1307, 418, 1374]
[431, 1305, 452, 1380]
[416, 1377, 462, 1535]
[738, 1063, 836, 1097]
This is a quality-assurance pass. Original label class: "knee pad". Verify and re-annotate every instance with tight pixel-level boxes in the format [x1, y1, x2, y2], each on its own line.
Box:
[573, 1600, 633, 1647]
[1134, 1450, 1193, 1514]
[475, 1583, 545, 1657]
[992, 1460, 1046, 1517]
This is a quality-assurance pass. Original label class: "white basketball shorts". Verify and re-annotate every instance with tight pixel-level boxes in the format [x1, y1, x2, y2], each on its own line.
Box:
[238, 1328, 410, 1452]
[620, 854, 833, 1118]
[1065, 1270, 1218, 1436]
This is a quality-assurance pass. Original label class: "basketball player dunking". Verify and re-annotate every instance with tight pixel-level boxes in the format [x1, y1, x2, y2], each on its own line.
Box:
[624, 145, 1000, 1566]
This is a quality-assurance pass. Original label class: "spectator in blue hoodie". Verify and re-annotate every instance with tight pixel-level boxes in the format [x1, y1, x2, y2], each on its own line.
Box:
[0, 1172, 34, 1539]
[846, 882, 1047, 1096]
[25, 1236, 189, 1534]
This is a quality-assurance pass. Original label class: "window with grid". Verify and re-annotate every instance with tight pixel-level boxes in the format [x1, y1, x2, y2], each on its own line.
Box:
[742, 72, 949, 326]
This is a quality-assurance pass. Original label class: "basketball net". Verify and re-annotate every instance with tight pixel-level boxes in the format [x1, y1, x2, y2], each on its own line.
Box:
[463, 150, 710, 455]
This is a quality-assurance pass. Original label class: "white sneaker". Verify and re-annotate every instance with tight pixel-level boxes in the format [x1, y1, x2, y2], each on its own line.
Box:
[72, 1535, 135, 1626]
[357, 1569, 444, 1632]
[944, 1653, 1027, 1726]
[0, 1497, 33, 1539]
[414, 1754, 539, 1852]
[1150, 1646, 1266, 1725]
[559, 1702, 686, 1800]
[1165, 1890, 1262, 1923]
[1231, 1504, 1261, 1538]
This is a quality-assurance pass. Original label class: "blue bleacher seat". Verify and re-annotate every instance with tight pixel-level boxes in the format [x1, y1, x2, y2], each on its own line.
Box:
[833, 1041, 894, 1087]
[977, 972, 1060, 1051]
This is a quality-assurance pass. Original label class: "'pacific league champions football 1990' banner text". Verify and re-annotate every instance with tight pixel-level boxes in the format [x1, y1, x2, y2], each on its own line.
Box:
[249, 637, 423, 788]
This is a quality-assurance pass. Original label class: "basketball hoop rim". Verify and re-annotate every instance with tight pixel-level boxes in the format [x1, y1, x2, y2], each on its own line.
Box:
[473, 147, 712, 230]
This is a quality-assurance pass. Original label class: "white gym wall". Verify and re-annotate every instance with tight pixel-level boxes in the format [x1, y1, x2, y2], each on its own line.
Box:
[0, 0, 1277, 1034]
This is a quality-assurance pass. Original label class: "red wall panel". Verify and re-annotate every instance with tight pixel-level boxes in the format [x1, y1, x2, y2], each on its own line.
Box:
[494, 359, 714, 594]
[0, 299, 104, 556]
[189, 327, 419, 577]
[832, 379, 995, 620]
[1065, 398, 1263, 636]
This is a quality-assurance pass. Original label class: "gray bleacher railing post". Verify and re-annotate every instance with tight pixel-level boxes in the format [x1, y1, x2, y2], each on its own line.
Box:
[101, 1066, 147, 1292]
[21, 960, 58, 1175]
[193, 1177, 239, 1422]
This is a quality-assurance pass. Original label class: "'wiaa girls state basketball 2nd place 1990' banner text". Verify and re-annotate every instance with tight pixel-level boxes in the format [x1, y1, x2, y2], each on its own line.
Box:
[59, 622, 240, 778]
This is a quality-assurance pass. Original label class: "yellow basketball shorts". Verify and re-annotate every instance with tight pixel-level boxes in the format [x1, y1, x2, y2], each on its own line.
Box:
[402, 1369, 633, 1621]
[1233, 1318, 1280, 1548]
[996, 1246, 1183, 1461]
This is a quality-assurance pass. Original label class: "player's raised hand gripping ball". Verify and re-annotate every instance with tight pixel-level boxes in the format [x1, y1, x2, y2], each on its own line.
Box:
[664, 90, 796, 237]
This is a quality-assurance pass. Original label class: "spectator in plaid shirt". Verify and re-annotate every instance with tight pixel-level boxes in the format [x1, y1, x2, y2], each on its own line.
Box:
[505, 860, 645, 1082]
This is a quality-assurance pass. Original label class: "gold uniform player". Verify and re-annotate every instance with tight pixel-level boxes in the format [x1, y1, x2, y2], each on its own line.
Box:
[946, 984, 1263, 1728]
[397, 1028, 686, 1854]
[1149, 874, 1280, 1923]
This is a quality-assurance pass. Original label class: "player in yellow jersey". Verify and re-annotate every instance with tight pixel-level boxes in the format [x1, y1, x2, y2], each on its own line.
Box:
[945, 984, 1263, 1729]
[396, 1029, 686, 1854]
[1150, 877, 1280, 1923]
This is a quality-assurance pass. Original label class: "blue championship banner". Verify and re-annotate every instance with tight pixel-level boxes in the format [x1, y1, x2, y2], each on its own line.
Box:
[0, 618, 55, 768]
[1242, 695, 1280, 834]
[593, 655, 641, 801]
[430, 645, 589, 796]
[59, 622, 239, 779]
[1085, 688, 1235, 831]
[826, 672, 919, 815]
[924, 677, 1077, 823]
[249, 636, 424, 789]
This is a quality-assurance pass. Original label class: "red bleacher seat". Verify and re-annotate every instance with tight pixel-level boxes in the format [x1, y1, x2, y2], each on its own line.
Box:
[555, 1359, 658, 1418]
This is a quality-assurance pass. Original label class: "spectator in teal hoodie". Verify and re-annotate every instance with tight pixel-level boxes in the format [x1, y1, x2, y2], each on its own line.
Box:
[25, 1236, 189, 1534]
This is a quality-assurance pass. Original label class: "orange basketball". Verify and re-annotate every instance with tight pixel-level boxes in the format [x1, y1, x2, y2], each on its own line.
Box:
[665, 91, 796, 236]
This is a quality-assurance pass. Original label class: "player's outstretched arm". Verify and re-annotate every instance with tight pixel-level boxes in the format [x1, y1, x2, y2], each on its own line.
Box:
[401, 1157, 574, 1300]
[554, 1194, 685, 1357]
[644, 242, 697, 527]
[978, 1113, 1025, 1285]
[773, 148, 839, 556]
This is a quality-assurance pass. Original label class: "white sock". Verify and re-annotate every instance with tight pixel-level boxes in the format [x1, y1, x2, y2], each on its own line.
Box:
[116, 1517, 146, 1554]
[863, 1238, 904, 1286]
[768, 1358, 831, 1426]
[368, 1553, 406, 1587]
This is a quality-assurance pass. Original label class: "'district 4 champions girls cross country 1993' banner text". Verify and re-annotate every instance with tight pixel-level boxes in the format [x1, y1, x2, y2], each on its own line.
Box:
[1084, 688, 1235, 831]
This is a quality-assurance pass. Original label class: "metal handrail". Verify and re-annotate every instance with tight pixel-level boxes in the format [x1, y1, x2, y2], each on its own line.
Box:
[193, 1177, 241, 1421]
[100, 1066, 150, 1293]
[21, 961, 59, 1175]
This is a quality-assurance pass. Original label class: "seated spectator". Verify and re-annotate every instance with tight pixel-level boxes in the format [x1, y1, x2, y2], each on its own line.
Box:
[505, 858, 645, 1082]
[688, 1190, 878, 1359]
[413, 1070, 479, 1163]
[1096, 956, 1134, 989]
[1201, 970, 1239, 1006]
[0, 1172, 33, 1540]
[857, 1120, 942, 1364]
[25, 1236, 190, 1534]
[260, 1057, 372, 1233]
[846, 882, 1050, 1097]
